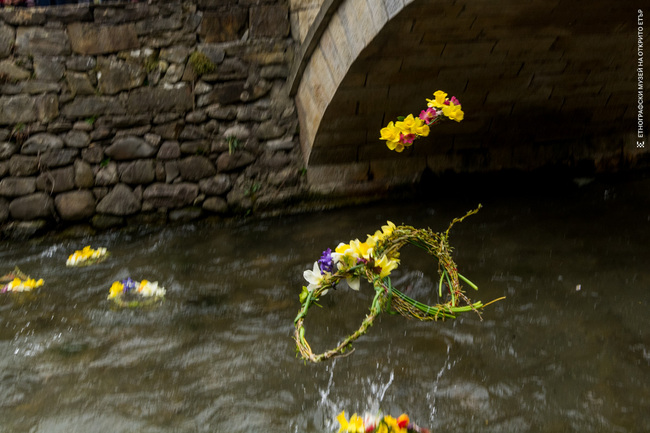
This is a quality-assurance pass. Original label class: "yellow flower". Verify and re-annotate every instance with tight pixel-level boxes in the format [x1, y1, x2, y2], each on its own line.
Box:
[350, 239, 372, 260]
[385, 140, 405, 152]
[442, 101, 464, 122]
[108, 281, 124, 299]
[381, 221, 396, 237]
[337, 411, 365, 433]
[412, 117, 430, 136]
[375, 254, 400, 278]
[380, 121, 400, 142]
[395, 114, 417, 132]
[427, 90, 448, 108]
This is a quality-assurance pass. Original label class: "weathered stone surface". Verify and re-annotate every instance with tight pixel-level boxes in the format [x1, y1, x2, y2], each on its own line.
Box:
[216, 150, 256, 172]
[35, 94, 59, 123]
[202, 196, 228, 213]
[0, 197, 8, 223]
[9, 193, 55, 220]
[95, 162, 119, 186]
[33, 56, 65, 82]
[250, 5, 290, 38]
[39, 149, 79, 168]
[256, 120, 286, 140]
[105, 136, 157, 160]
[82, 145, 104, 164]
[54, 190, 96, 221]
[96, 183, 141, 216]
[21, 133, 64, 155]
[74, 160, 94, 188]
[142, 182, 199, 209]
[126, 86, 193, 114]
[63, 130, 91, 148]
[199, 9, 248, 43]
[66, 55, 96, 72]
[9, 155, 39, 176]
[178, 155, 216, 181]
[36, 166, 75, 193]
[0, 142, 18, 160]
[221, 124, 251, 140]
[160, 45, 191, 64]
[0, 59, 31, 82]
[157, 141, 181, 160]
[0, 22, 13, 58]
[198, 173, 232, 196]
[196, 81, 246, 107]
[15, 27, 70, 56]
[67, 23, 139, 55]
[61, 96, 126, 119]
[66, 71, 96, 96]
[97, 57, 146, 95]
[179, 140, 210, 155]
[206, 104, 237, 120]
[118, 159, 156, 185]
[0, 177, 36, 197]
[164, 160, 180, 183]
[0, 95, 37, 125]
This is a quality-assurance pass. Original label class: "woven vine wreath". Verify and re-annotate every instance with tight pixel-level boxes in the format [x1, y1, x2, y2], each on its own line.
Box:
[294, 205, 503, 363]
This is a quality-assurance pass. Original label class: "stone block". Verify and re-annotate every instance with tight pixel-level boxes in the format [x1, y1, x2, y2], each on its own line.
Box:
[9, 192, 55, 220]
[126, 86, 193, 114]
[96, 183, 141, 216]
[118, 160, 156, 185]
[15, 27, 70, 56]
[36, 166, 75, 193]
[199, 9, 248, 43]
[105, 136, 157, 160]
[142, 182, 199, 209]
[21, 133, 64, 155]
[178, 155, 217, 181]
[0, 177, 36, 197]
[9, 155, 39, 176]
[38, 149, 79, 168]
[306, 162, 369, 186]
[249, 5, 290, 39]
[54, 190, 96, 221]
[67, 23, 139, 55]
[97, 57, 146, 95]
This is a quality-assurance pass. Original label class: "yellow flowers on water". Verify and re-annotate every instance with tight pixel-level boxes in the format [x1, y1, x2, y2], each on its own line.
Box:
[381, 90, 464, 152]
[2, 277, 44, 293]
[66, 246, 109, 267]
[336, 411, 414, 433]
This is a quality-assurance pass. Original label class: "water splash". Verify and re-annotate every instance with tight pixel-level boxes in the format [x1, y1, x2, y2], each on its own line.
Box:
[427, 341, 453, 425]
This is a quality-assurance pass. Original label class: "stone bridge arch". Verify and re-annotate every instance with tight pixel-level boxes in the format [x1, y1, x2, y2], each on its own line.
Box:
[289, 0, 645, 187]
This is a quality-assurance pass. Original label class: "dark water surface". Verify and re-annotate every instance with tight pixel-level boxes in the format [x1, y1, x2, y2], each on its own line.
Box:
[1, 174, 649, 433]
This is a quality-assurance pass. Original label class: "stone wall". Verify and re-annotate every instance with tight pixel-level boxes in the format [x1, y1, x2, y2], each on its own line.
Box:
[0, 0, 304, 238]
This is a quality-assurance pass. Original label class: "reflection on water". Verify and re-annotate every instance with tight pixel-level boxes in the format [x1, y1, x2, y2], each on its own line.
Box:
[1, 174, 649, 433]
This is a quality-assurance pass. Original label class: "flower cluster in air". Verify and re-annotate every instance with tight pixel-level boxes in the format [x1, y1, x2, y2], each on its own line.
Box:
[337, 411, 429, 433]
[380, 90, 464, 152]
[66, 246, 109, 267]
[108, 278, 166, 303]
[301, 221, 399, 302]
[1, 277, 44, 293]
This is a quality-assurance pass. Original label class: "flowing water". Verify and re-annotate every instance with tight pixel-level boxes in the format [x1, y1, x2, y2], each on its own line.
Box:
[1, 174, 649, 433]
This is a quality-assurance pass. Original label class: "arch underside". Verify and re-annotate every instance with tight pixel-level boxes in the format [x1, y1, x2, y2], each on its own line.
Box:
[295, 0, 643, 179]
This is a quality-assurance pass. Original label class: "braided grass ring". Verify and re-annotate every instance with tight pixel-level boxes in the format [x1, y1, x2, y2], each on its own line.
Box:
[294, 206, 500, 363]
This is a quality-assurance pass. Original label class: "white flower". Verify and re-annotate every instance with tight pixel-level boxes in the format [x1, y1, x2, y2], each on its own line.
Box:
[303, 261, 324, 293]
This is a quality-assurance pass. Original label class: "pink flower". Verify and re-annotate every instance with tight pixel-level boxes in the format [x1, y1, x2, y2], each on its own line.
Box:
[399, 133, 417, 145]
[419, 107, 438, 125]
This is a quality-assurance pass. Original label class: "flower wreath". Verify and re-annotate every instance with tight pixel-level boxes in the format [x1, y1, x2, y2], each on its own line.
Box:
[294, 205, 504, 363]
[380, 90, 464, 153]
[1, 267, 44, 293]
[66, 246, 109, 267]
[108, 278, 166, 308]
[337, 411, 429, 433]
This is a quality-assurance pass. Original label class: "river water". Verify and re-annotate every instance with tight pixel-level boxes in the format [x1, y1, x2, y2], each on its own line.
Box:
[1, 173, 648, 433]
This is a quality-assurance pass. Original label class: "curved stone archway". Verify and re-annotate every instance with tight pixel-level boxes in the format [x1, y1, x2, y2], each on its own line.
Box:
[290, 0, 645, 186]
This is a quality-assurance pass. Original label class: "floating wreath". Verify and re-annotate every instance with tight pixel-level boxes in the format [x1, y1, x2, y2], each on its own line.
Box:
[66, 246, 109, 267]
[108, 278, 166, 308]
[380, 90, 464, 153]
[1, 267, 44, 293]
[294, 205, 504, 363]
[337, 411, 429, 433]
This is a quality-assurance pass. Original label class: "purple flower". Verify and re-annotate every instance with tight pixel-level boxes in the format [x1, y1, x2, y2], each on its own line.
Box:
[122, 278, 138, 293]
[318, 248, 334, 273]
